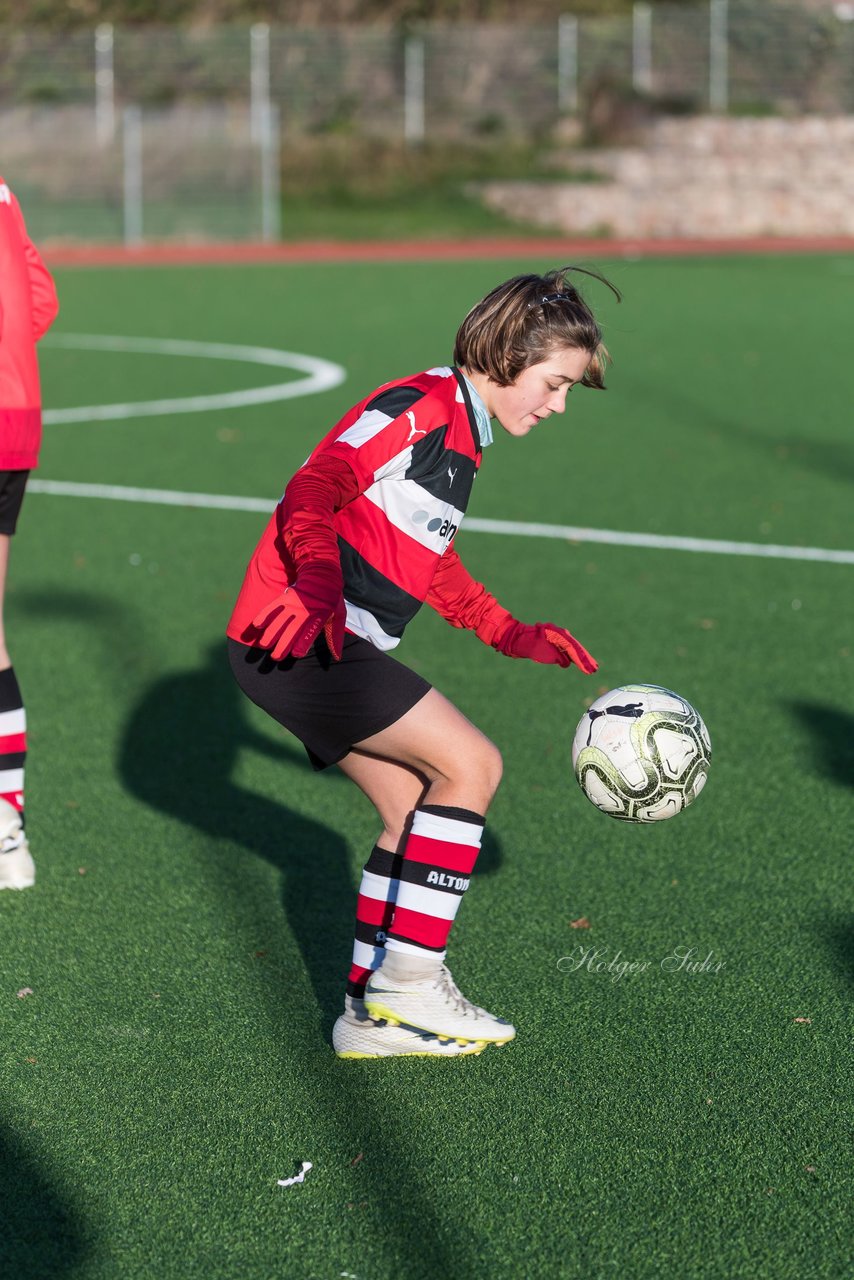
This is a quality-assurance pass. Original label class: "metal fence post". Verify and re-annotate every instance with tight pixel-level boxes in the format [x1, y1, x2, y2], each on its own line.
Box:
[122, 105, 143, 246]
[250, 22, 271, 145]
[95, 22, 115, 145]
[558, 15, 579, 114]
[260, 101, 281, 242]
[632, 3, 653, 95]
[709, 0, 729, 112]
[404, 36, 425, 144]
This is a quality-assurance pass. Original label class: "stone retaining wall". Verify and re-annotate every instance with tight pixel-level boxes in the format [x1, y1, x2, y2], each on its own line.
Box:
[480, 117, 854, 238]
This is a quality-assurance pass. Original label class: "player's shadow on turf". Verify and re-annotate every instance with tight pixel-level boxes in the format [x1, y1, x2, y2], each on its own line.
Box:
[787, 701, 854, 792]
[787, 701, 854, 989]
[117, 640, 503, 1026]
[0, 1120, 89, 1277]
[629, 370, 854, 488]
[821, 912, 854, 990]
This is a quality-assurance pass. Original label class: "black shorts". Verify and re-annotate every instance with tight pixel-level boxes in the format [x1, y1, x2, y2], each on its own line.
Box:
[0, 470, 29, 535]
[227, 633, 432, 770]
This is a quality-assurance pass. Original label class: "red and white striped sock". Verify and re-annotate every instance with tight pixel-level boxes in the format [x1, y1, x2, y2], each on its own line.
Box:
[0, 667, 26, 817]
[346, 844, 402, 998]
[384, 804, 484, 961]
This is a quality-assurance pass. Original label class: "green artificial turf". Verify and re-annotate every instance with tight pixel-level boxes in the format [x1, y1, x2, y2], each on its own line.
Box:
[1, 253, 851, 1279]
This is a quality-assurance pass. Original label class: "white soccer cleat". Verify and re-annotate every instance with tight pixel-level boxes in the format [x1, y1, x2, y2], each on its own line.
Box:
[333, 995, 486, 1059]
[0, 799, 35, 890]
[364, 964, 515, 1045]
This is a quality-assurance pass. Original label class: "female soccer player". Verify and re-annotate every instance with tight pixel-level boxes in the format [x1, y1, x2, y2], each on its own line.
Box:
[227, 267, 617, 1058]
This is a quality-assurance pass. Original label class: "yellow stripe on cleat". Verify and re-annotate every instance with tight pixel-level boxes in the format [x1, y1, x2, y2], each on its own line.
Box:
[363, 1001, 396, 1024]
[335, 1046, 487, 1060]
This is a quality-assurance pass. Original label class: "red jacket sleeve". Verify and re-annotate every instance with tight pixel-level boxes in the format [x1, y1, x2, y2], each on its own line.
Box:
[425, 545, 514, 646]
[9, 191, 58, 341]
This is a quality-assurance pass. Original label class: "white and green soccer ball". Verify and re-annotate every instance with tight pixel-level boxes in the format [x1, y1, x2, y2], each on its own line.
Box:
[572, 684, 711, 823]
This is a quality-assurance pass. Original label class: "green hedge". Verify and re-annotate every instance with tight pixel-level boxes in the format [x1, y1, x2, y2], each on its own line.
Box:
[0, 0, 689, 31]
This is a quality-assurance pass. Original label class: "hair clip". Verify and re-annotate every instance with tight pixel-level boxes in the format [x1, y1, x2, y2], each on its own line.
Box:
[539, 292, 573, 305]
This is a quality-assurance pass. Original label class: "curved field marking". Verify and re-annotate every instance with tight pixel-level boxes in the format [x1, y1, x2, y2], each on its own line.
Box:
[41, 334, 346, 424]
[25, 479, 854, 566]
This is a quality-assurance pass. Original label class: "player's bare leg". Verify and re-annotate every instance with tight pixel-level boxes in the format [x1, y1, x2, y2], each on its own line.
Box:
[349, 688, 503, 816]
[337, 749, 429, 854]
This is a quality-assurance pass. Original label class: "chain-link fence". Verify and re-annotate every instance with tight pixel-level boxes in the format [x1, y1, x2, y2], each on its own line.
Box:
[2, 2, 853, 242]
[3, 103, 279, 244]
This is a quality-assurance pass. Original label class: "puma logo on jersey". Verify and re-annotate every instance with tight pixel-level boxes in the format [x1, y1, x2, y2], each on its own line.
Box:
[406, 411, 426, 442]
[0, 185, 10, 205]
[447, 466, 458, 486]
[426, 870, 470, 892]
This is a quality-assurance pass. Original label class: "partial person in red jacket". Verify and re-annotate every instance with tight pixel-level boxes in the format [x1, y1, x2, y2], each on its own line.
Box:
[228, 266, 619, 1058]
[0, 176, 59, 889]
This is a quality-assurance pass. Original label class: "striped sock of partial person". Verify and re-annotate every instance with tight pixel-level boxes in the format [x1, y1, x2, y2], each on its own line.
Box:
[0, 667, 26, 818]
[0, 665, 34, 889]
[383, 804, 483, 962]
[345, 844, 403, 998]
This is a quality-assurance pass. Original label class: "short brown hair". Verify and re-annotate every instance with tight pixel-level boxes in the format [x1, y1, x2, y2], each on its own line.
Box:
[453, 265, 620, 389]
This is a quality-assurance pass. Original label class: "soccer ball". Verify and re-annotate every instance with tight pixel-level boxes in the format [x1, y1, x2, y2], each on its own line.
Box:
[571, 684, 711, 822]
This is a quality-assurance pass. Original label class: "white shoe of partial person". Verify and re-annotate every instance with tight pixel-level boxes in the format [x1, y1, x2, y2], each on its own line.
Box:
[0, 798, 35, 890]
[364, 964, 515, 1045]
[332, 995, 486, 1059]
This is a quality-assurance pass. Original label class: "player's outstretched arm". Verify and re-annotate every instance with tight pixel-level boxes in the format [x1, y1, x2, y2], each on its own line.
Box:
[426, 547, 597, 672]
[426, 544, 512, 643]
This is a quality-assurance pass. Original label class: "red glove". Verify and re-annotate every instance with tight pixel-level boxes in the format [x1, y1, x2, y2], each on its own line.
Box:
[251, 562, 346, 662]
[493, 619, 598, 673]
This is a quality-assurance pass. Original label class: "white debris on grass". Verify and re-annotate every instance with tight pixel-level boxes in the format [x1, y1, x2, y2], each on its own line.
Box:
[277, 1161, 312, 1188]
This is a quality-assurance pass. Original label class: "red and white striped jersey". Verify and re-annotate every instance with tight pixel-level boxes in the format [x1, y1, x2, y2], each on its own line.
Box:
[227, 366, 483, 651]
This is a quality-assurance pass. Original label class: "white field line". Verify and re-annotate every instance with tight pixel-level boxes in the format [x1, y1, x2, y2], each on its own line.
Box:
[28, 479, 276, 513]
[465, 517, 854, 565]
[26, 479, 854, 566]
[41, 334, 346, 423]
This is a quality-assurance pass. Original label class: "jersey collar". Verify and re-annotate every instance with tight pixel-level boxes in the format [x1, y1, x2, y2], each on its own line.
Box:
[453, 367, 494, 450]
